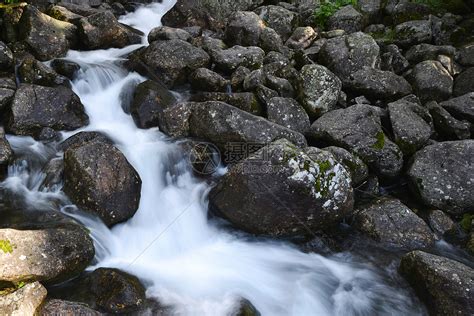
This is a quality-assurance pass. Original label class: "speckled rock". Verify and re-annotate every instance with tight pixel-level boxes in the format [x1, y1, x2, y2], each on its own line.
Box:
[209, 139, 353, 237]
[319, 32, 380, 82]
[388, 98, 433, 155]
[212, 45, 264, 73]
[0, 282, 47, 315]
[405, 44, 456, 65]
[395, 20, 432, 48]
[63, 132, 142, 226]
[0, 127, 13, 179]
[324, 146, 369, 186]
[439, 93, 474, 123]
[327, 5, 364, 34]
[41, 299, 102, 316]
[309, 104, 403, 178]
[353, 198, 435, 249]
[400, 251, 474, 316]
[190, 92, 263, 115]
[0, 226, 94, 283]
[410, 60, 453, 102]
[78, 11, 141, 50]
[139, 39, 210, 87]
[254, 5, 299, 41]
[225, 11, 265, 46]
[408, 140, 474, 215]
[266, 97, 310, 134]
[0, 78, 16, 112]
[0, 41, 14, 71]
[18, 55, 70, 87]
[285, 26, 317, 50]
[428, 102, 471, 140]
[6, 84, 89, 137]
[297, 64, 341, 119]
[148, 26, 192, 43]
[454, 67, 474, 97]
[346, 67, 412, 102]
[189, 68, 229, 92]
[426, 209, 456, 238]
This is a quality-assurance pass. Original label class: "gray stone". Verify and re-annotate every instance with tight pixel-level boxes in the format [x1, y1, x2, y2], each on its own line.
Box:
[309, 104, 403, 178]
[225, 11, 265, 46]
[0, 78, 16, 114]
[41, 299, 102, 316]
[388, 98, 433, 155]
[458, 45, 474, 66]
[18, 55, 70, 87]
[189, 68, 229, 92]
[297, 64, 341, 118]
[427, 209, 456, 238]
[395, 20, 432, 48]
[190, 92, 263, 116]
[410, 60, 453, 102]
[0, 41, 13, 71]
[63, 132, 142, 226]
[148, 26, 191, 43]
[324, 146, 369, 186]
[7, 84, 89, 137]
[408, 140, 474, 215]
[285, 26, 317, 50]
[405, 44, 457, 65]
[254, 5, 299, 41]
[327, 5, 364, 34]
[454, 67, 474, 97]
[266, 97, 310, 134]
[212, 45, 264, 73]
[400, 251, 474, 316]
[0, 282, 47, 315]
[439, 93, 474, 123]
[428, 102, 471, 140]
[354, 198, 435, 249]
[209, 139, 353, 237]
[346, 67, 412, 102]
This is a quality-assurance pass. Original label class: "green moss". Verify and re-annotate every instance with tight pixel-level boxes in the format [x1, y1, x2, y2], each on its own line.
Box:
[319, 160, 331, 173]
[372, 132, 386, 150]
[0, 239, 14, 254]
[370, 28, 396, 44]
[314, 0, 358, 29]
[461, 214, 473, 232]
[314, 161, 336, 197]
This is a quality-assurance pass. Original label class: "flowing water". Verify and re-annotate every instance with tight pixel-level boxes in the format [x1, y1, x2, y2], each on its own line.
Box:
[0, 2, 429, 315]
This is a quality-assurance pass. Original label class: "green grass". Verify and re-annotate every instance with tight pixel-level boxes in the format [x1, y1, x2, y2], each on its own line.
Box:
[314, 0, 358, 29]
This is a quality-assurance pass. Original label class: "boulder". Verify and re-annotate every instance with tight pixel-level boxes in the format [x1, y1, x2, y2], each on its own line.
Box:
[6, 84, 89, 137]
[41, 299, 102, 316]
[394, 20, 432, 48]
[319, 32, 380, 82]
[405, 44, 456, 65]
[78, 11, 141, 50]
[162, 0, 264, 29]
[50, 58, 81, 80]
[47, 5, 84, 24]
[400, 251, 474, 316]
[130, 80, 177, 129]
[0, 78, 16, 113]
[212, 45, 264, 73]
[148, 26, 191, 43]
[408, 140, 474, 215]
[410, 60, 453, 103]
[265, 75, 294, 98]
[426, 209, 456, 237]
[353, 198, 435, 249]
[439, 93, 474, 123]
[225, 11, 265, 47]
[0, 225, 94, 283]
[190, 92, 263, 116]
[428, 102, 471, 140]
[285, 26, 317, 50]
[0, 41, 14, 71]
[233, 298, 261, 316]
[324, 146, 369, 186]
[266, 97, 310, 134]
[189, 68, 228, 92]
[209, 139, 353, 237]
[18, 5, 77, 61]
[454, 67, 474, 97]
[297, 64, 341, 119]
[0, 282, 47, 315]
[391, 2, 433, 24]
[139, 39, 210, 87]
[327, 5, 364, 34]
[17, 55, 70, 87]
[0, 127, 13, 179]
[63, 132, 142, 226]
[388, 98, 433, 155]
[308, 104, 403, 178]
[346, 67, 412, 102]
[66, 268, 146, 314]
[381, 44, 410, 75]
[254, 5, 299, 41]
[458, 45, 474, 66]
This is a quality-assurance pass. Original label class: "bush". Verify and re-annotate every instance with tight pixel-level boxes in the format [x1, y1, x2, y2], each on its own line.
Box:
[314, 0, 358, 29]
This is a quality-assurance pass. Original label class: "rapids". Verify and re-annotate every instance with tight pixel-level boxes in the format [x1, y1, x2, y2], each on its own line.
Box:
[1, 2, 427, 315]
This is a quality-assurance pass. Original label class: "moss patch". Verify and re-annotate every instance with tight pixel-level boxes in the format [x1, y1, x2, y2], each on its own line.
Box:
[0, 239, 14, 254]
[372, 131, 386, 150]
[461, 214, 473, 232]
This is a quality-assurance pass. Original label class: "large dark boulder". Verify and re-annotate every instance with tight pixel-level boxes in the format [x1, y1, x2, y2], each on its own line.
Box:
[327, 5, 364, 34]
[254, 5, 299, 41]
[63, 132, 141, 227]
[319, 32, 380, 82]
[388, 97, 433, 155]
[346, 67, 412, 102]
[212, 45, 264, 74]
[0, 225, 94, 284]
[209, 139, 353, 237]
[353, 198, 435, 249]
[78, 11, 142, 50]
[410, 60, 453, 103]
[6, 84, 89, 137]
[18, 5, 77, 61]
[308, 104, 403, 178]
[225, 11, 265, 47]
[190, 92, 263, 116]
[17, 55, 70, 87]
[130, 80, 177, 129]
[407, 140, 474, 215]
[162, 0, 264, 29]
[400, 251, 474, 316]
[66, 268, 146, 314]
[454, 67, 474, 97]
[439, 93, 474, 124]
[139, 39, 210, 87]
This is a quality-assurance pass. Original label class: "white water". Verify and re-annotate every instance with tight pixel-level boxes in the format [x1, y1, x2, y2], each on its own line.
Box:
[1, 2, 425, 315]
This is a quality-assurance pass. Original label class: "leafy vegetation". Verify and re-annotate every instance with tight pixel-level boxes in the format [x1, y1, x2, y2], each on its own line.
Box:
[0, 239, 14, 253]
[314, 0, 358, 28]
